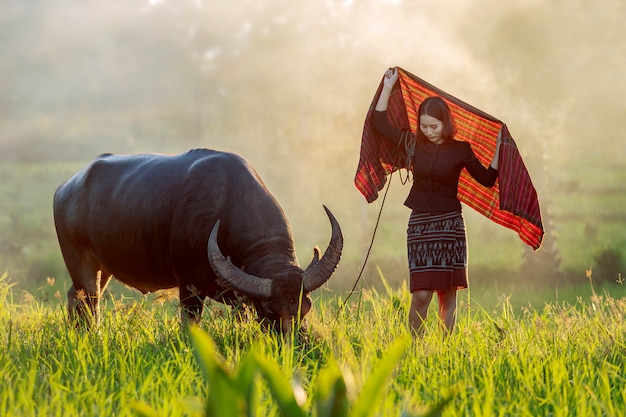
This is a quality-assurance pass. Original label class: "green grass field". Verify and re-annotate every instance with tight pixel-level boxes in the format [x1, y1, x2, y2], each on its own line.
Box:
[2, 3, 626, 415]
[2, 146, 626, 416]
[1, 271, 625, 416]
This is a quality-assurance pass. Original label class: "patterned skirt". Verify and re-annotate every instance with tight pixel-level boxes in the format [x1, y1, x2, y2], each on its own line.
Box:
[407, 211, 468, 292]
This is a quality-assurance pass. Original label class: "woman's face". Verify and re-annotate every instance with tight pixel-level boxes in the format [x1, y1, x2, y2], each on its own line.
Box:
[419, 114, 444, 144]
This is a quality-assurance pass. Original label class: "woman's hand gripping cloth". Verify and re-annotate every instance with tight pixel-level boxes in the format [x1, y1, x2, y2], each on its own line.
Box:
[354, 67, 544, 250]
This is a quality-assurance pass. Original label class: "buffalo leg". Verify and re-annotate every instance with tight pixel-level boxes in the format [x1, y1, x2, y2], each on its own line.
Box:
[67, 276, 101, 326]
[62, 249, 108, 327]
[68, 269, 112, 326]
[179, 284, 205, 324]
[68, 284, 98, 324]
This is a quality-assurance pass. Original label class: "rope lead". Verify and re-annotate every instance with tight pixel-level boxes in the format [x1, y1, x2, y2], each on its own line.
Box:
[336, 132, 414, 315]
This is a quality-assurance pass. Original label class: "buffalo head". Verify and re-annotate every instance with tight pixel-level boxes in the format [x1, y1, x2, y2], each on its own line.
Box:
[207, 205, 342, 334]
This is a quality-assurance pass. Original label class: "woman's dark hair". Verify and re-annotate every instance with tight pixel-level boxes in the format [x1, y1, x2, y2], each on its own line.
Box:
[416, 96, 457, 142]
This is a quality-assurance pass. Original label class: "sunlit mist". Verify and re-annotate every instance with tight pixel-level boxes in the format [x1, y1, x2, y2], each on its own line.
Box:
[1, 0, 624, 295]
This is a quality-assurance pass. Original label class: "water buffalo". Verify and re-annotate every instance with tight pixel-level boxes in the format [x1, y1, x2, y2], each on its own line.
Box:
[53, 149, 343, 333]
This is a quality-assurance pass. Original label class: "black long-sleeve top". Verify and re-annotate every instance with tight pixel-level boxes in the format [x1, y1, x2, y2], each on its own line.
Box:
[373, 110, 498, 213]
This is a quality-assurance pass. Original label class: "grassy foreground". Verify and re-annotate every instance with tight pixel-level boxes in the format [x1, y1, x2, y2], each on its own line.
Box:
[0, 271, 625, 417]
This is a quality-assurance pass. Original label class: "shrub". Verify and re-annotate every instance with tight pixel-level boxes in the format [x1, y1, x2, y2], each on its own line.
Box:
[592, 247, 624, 284]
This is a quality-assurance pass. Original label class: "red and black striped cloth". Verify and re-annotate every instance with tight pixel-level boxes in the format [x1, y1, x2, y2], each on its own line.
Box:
[354, 67, 544, 250]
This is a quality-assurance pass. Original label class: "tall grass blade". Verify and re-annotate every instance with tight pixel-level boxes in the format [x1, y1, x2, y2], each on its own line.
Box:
[130, 401, 162, 417]
[419, 395, 454, 417]
[234, 350, 260, 417]
[315, 359, 349, 417]
[189, 325, 242, 417]
[349, 335, 411, 417]
[376, 265, 394, 298]
[254, 352, 306, 417]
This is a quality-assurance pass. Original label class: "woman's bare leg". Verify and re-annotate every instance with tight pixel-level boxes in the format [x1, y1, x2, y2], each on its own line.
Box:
[436, 289, 458, 334]
[409, 290, 433, 336]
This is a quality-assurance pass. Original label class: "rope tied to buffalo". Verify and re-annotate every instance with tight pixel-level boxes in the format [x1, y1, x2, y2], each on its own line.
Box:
[335, 133, 414, 316]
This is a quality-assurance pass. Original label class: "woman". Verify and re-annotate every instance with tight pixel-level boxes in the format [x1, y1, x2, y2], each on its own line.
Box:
[373, 67, 501, 336]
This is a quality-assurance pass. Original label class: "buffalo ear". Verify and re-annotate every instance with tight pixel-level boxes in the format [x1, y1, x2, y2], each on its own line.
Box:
[305, 246, 321, 270]
[302, 206, 343, 292]
[207, 220, 273, 299]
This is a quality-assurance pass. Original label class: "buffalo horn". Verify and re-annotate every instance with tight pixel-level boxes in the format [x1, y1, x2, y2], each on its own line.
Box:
[302, 205, 343, 292]
[207, 220, 273, 299]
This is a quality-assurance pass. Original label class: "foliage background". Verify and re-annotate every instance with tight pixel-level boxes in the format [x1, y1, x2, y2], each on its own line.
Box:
[1, 0, 625, 301]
